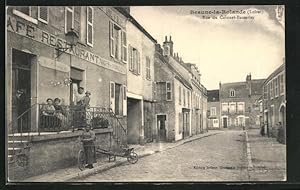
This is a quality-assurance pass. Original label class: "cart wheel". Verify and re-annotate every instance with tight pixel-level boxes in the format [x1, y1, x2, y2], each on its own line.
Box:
[127, 151, 138, 164]
[78, 150, 85, 171]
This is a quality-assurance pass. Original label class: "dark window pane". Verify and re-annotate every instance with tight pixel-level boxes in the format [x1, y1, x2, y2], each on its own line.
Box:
[88, 24, 93, 44]
[17, 6, 30, 15]
[39, 7, 48, 21]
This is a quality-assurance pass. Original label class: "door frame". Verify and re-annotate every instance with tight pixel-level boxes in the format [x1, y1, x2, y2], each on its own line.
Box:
[221, 115, 228, 128]
[155, 113, 168, 142]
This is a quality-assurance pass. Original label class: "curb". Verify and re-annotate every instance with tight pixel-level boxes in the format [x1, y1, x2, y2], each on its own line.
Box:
[245, 131, 254, 170]
[63, 131, 222, 181]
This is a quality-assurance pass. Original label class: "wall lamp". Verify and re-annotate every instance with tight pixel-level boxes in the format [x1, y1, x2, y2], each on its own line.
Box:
[55, 29, 79, 58]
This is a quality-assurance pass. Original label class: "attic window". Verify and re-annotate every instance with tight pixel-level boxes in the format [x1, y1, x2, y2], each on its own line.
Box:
[230, 89, 235, 97]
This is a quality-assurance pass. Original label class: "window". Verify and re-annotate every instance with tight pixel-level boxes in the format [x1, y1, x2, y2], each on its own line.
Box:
[146, 56, 151, 80]
[38, 6, 49, 24]
[13, 6, 38, 24]
[86, 6, 94, 46]
[263, 85, 267, 100]
[230, 89, 235, 97]
[187, 91, 190, 107]
[222, 103, 228, 112]
[211, 107, 216, 116]
[279, 74, 285, 95]
[166, 82, 172, 101]
[65, 7, 74, 34]
[229, 102, 236, 113]
[110, 82, 125, 116]
[270, 80, 274, 99]
[237, 102, 245, 113]
[179, 86, 181, 105]
[110, 21, 127, 63]
[183, 88, 186, 106]
[128, 46, 140, 75]
[274, 77, 279, 97]
[16, 6, 31, 15]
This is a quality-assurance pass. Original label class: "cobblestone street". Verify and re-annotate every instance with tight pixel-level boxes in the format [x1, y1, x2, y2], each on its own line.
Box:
[75, 130, 249, 182]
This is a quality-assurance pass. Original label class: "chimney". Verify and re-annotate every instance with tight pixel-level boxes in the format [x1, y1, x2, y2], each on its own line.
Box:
[246, 73, 252, 96]
[162, 35, 174, 57]
[219, 81, 222, 89]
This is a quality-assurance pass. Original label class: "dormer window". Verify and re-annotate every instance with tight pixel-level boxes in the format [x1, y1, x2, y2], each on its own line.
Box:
[230, 89, 235, 97]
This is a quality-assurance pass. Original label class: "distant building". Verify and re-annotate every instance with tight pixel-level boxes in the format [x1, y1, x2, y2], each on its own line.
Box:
[219, 74, 265, 129]
[207, 90, 220, 129]
[262, 63, 285, 142]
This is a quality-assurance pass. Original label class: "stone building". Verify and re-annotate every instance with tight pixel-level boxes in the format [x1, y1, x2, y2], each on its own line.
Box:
[153, 36, 207, 142]
[219, 74, 265, 129]
[185, 63, 205, 135]
[262, 63, 285, 142]
[207, 90, 220, 129]
[6, 6, 129, 180]
[117, 8, 157, 144]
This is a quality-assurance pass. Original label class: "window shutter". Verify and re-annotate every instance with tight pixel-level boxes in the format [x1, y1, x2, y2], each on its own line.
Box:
[121, 30, 128, 63]
[110, 82, 115, 113]
[137, 50, 140, 75]
[65, 7, 74, 33]
[86, 6, 93, 46]
[123, 85, 127, 116]
[38, 6, 48, 23]
[74, 7, 81, 36]
[129, 45, 133, 71]
[109, 21, 115, 58]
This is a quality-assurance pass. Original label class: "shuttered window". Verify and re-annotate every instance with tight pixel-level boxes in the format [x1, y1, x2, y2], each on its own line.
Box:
[65, 7, 74, 33]
[86, 6, 94, 46]
[109, 21, 126, 63]
[121, 31, 127, 63]
[129, 45, 133, 71]
[38, 6, 48, 24]
[166, 82, 172, 101]
[73, 7, 81, 37]
[146, 56, 151, 80]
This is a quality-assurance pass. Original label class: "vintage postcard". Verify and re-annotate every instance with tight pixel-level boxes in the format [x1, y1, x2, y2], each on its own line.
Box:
[6, 5, 285, 182]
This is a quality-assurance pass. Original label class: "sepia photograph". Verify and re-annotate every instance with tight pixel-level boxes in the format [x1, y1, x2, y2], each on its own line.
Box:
[5, 5, 286, 182]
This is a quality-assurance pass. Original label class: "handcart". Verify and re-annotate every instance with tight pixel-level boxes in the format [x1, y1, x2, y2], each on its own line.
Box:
[78, 144, 138, 171]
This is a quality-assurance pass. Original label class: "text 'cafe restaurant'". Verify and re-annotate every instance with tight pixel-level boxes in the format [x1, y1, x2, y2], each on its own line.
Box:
[6, 9, 127, 134]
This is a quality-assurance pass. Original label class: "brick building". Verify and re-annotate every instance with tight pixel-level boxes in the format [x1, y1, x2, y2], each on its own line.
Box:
[219, 74, 265, 129]
[261, 63, 285, 142]
[207, 90, 220, 129]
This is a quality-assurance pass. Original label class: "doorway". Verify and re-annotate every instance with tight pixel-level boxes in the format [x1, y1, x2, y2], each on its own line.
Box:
[157, 115, 167, 142]
[223, 117, 228, 128]
[12, 49, 34, 133]
[182, 110, 190, 139]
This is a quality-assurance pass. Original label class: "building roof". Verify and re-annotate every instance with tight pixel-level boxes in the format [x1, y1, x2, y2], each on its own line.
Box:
[115, 7, 157, 44]
[207, 90, 219, 102]
[155, 51, 192, 90]
[263, 63, 285, 85]
[220, 79, 265, 99]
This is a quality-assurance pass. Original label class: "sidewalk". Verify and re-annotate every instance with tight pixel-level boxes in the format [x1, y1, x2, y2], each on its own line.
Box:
[22, 130, 223, 182]
[246, 128, 286, 181]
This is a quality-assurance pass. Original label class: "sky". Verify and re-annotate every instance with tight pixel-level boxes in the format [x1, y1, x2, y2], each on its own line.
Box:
[130, 6, 285, 89]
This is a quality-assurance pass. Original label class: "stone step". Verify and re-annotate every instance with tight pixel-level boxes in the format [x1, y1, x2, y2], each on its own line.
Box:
[8, 147, 23, 155]
[8, 155, 14, 163]
[8, 141, 29, 148]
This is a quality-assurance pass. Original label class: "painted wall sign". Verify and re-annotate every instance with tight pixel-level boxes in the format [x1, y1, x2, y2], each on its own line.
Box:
[7, 15, 126, 75]
[38, 56, 70, 72]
